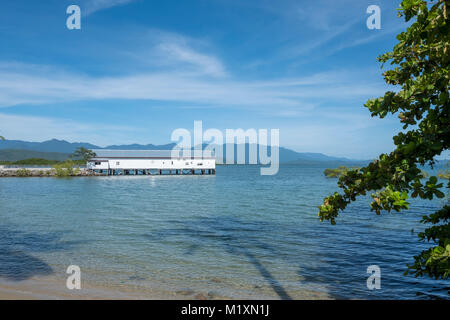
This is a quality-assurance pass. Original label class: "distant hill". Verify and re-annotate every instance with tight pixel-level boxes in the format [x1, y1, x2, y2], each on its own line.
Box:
[0, 139, 98, 154]
[0, 149, 70, 161]
[104, 143, 176, 150]
[0, 139, 359, 163]
[210, 144, 354, 164]
[0, 139, 178, 153]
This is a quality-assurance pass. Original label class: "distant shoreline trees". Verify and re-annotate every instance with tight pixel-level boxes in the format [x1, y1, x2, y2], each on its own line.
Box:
[324, 166, 432, 179]
[324, 166, 360, 178]
[70, 147, 96, 162]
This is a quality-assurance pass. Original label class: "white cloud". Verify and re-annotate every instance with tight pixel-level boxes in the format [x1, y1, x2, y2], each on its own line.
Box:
[157, 42, 227, 77]
[0, 62, 385, 112]
[119, 30, 227, 77]
[283, 18, 359, 58]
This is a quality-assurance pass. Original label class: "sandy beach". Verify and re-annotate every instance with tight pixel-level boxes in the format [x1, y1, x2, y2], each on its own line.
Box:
[0, 277, 165, 300]
[0, 275, 332, 300]
[0, 276, 221, 300]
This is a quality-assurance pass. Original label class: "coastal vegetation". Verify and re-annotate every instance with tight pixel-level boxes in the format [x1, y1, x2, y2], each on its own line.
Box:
[324, 166, 360, 178]
[53, 160, 80, 177]
[0, 148, 96, 177]
[16, 168, 32, 177]
[319, 0, 449, 280]
[0, 147, 95, 165]
[324, 166, 429, 179]
[0, 158, 85, 166]
[0, 155, 89, 177]
[0, 167, 98, 177]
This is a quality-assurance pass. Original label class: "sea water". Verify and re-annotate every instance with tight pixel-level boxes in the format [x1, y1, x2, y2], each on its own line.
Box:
[0, 164, 448, 299]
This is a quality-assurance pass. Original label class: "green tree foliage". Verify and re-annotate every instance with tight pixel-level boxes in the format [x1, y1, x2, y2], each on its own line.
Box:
[71, 147, 96, 162]
[16, 168, 32, 177]
[0, 158, 61, 166]
[53, 160, 80, 177]
[318, 0, 449, 280]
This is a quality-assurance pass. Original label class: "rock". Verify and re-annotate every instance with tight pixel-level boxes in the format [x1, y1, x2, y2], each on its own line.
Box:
[175, 289, 195, 296]
[194, 293, 208, 300]
[0, 168, 102, 177]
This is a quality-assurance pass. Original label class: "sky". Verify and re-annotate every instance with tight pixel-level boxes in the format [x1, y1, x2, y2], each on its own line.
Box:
[0, 0, 419, 159]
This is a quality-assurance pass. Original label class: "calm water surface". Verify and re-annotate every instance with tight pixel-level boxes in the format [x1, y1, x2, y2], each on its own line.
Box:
[0, 164, 448, 299]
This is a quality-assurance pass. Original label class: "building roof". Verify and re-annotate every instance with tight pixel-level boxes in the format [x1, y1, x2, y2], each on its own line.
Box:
[91, 149, 214, 159]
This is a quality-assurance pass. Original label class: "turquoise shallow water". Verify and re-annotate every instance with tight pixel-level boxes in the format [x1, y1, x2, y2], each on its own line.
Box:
[0, 164, 448, 299]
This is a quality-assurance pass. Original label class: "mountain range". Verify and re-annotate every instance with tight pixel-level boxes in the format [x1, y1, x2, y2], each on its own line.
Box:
[0, 139, 362, 163]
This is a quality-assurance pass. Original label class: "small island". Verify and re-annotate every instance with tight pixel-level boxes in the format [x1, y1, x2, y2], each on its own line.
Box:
[323, 166, 360, 178]
[323, 166, 448, 180]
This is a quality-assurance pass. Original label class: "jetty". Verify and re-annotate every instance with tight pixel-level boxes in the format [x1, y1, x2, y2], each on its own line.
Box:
[87, 150, 216, 176]
[0, 149, 216, 177]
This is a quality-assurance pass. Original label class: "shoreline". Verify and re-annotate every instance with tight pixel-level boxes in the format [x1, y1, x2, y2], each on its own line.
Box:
[0, 276, 214, 300]
[0, 275, 332, 300]
[0, 167, 100, 178]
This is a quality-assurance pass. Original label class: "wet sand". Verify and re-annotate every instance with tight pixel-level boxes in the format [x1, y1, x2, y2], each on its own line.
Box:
[0, 276, 195, 300]
[0, 275, 332, 300]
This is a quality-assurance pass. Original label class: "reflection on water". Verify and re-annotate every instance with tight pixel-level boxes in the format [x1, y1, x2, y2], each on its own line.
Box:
[0, 164, 448, 299]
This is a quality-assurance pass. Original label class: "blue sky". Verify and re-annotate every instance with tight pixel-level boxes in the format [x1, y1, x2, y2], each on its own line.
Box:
[0, 0, 415, 159]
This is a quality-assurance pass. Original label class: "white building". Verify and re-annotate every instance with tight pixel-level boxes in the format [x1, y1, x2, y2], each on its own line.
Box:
[87, 150, 216, 175]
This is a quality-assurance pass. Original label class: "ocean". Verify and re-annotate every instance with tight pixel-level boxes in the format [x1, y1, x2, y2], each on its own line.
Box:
[0, 164, 448, 299]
